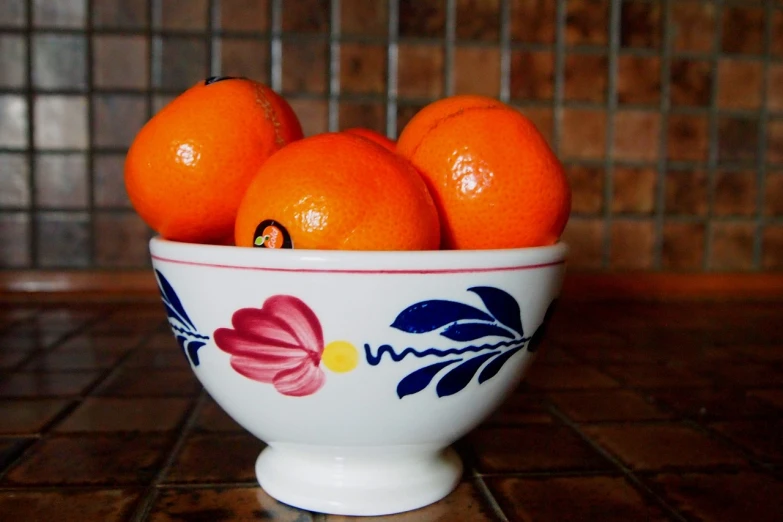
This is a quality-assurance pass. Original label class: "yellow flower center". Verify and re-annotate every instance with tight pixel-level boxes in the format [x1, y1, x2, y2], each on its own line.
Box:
[322, 340, 359, 373]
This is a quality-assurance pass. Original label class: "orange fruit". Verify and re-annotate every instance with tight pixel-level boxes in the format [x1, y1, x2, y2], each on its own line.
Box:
[124, 76, 303, 244]
[343, 127, 396, 152]
[396, 95, 506, 158]
[234, 133, 440, 251]
[397, 95, 571, 250]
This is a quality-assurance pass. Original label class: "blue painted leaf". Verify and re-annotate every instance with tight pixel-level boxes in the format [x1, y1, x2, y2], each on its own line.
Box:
[478, 344, 524, 384]
[186, 340, 206, 366]
[436, 351, 500, 397]
[155, 270, 196, 331]
[175, 335, 187, 355]
[396, 358, 461, 399]
[527, 299, 559, 353]
[468, 286, 524, 337]
[440, 322, 516, 342]
[391, 300, 493, 334]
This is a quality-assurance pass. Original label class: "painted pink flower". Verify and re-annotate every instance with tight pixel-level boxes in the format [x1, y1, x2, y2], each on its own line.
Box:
[213, 295, 325, 397]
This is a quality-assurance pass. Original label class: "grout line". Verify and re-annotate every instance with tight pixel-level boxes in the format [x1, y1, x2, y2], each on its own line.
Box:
[85, 0, 96, 268]
[327, 0, 341, 132]
[547, 403, 690, 522]
[498, 0, 511, 103]
[653, 0, 673, 269]
[23, 1, 36, 268]
[443, 0, 456, 97]
[753, 1, 774, 270]
[601, 0, 621, 269]
[130, 391, 209, 522]
[207, 0, 220, 76]
[552, 0, 566, 157]
[385, 0, 400, 138]
[703, 0, 724, 272]
[269, 0, 283, 92]
[474, 475, 510, 522]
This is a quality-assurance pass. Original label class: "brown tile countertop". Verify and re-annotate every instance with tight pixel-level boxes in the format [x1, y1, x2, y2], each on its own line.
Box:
[0, 299, 781, 521]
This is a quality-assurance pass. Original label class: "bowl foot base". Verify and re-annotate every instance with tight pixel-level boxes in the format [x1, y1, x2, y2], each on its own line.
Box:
[255, 445, 463, 516]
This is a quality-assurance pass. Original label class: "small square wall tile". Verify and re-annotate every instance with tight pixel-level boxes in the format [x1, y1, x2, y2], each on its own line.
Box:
[0, 214, 30, 265]
[0, 490, 141, 522]
[0, 154, 29, 208]
[671, 1, 715, 53]
[287, 99, 328, 137]
[399, 0, 445, 37]
[662, 222, 706, 270]
[609, 219, 655, 270]
[651, 472, 783, 522]
[23, 347, 126, 371]
[0, 36, 26, 88]
[561, 109, 606, 160]
[650, 388, 779, 422]
[34, 96, 88, 150]
[33, 0, 86, 28]
[94, 212, 150, 268]
[620, 0, 661, 49]
[163, 433, 264, 483]
[665, 169, 708, 216]
[93, 35, 149, 89]
[55, 397, 191, 432]
[763, 225, 783, 269]
[769, 119, 783, 164]
[453, 46, 500, 97]
[397, 43, 444, 98]
[564, 53, 607, 102]
[93, 95, 147, 148]
[456, 0, 499, 41]
[722, 6, 764, 54]
[4, 434, 169, 485]
[282, 0, 330, 33]
[94, 368, 200, 397]
[32, 35, 87, 90]
[338, 103, 385, 133]
[709, 222, 755, 271]
[483, 392, 554, 426]
[148, 488, 314, 522]
[0, 399, 70, 435]
[768, 65, 783, 114]
[193, 397, 245, 432]
[510, 0, 556, 43]
[281, 40, 327, 94]
[565, 0, 609, 45]
[92, 0, 148, 28]
[668, 113, 709, 162]
[220, 39, 268, 83]
[94, 154, 132, 208]
[35, 212, 90, 268]
[342, 0, 387, 36]
[525, 364, 621, 390]
[34, 154, 88, 209]
[159, 0, 207, 30]
[158, 38, 207, 91]
[717, 59, 763, 110]
[468, 425, 612, 473]
[220, 0, 268, 32]
[510, 51, 554, 102]
[714, 170, 757, 217]
[670, 59, 712, 107]
[613, 111, 660, 162]
[565, 164, 604, 214]
[560, 217, 604, 270]
[617, 55, 660, 106]
[0, 371, 101, 398]
[340, 43, 386, 95]
[551, 390, 670, 422]
[517, 106, 553, 145]
[0, 95, 27, 149]
[583, 423, 746, 471]
[612, 166, 656, 214]
[0, 0, 24, 26]
[718, 116, 759, 163]
[487, 476, 669, 522]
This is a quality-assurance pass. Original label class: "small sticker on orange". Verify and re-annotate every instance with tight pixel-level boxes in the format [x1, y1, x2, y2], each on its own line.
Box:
[253, 220, 293, 249]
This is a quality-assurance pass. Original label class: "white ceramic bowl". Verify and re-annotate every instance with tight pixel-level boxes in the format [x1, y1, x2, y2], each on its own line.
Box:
[150, 237, 568, 516]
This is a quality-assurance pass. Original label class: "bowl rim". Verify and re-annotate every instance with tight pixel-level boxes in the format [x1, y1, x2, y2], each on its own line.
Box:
[150, 236, 569, 274]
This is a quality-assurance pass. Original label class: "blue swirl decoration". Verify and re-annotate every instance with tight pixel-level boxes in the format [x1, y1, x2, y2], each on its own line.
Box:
[364, 286, 557, 399]
[155, 270, 209, 366]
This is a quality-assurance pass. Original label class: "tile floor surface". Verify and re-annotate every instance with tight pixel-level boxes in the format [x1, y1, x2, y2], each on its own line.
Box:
[0, 299, 780, 521]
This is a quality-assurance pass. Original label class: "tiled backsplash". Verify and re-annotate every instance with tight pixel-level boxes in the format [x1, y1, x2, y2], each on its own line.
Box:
[0, 0, 781, 272]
